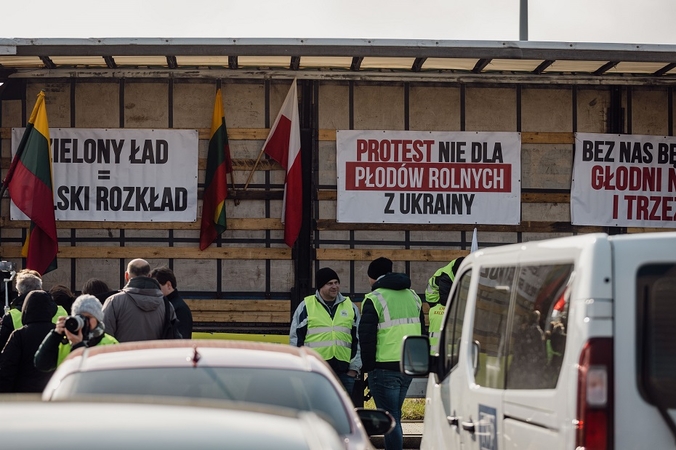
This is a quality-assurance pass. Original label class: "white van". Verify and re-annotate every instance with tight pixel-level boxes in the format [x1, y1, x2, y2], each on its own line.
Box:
[402, 232, 676, 450]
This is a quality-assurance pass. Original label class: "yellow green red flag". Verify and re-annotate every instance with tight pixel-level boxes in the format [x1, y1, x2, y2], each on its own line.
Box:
[3, 91, 58, 274]
[199, 88, 233, 250]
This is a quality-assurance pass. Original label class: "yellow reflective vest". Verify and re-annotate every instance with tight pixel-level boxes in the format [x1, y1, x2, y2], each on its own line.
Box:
[57, 333, 119, 366]
[303, 295, 354, 363]
[424, 260, 458, 305]
[365, 288, 422, 362]
[10, 305, 68, 330]
[428, 303, 445, 355]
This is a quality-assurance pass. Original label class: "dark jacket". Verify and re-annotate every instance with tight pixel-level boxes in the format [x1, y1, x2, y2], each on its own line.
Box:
[0, 292, 28, 352]
[166, 289, 192, 339]
[359, 273, 426, 373]
[0, 291, 56, 392]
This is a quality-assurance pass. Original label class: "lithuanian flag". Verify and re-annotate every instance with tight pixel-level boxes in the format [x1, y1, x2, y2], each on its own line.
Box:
[199, 88, 233, 250]
[4, 91, 58, 274]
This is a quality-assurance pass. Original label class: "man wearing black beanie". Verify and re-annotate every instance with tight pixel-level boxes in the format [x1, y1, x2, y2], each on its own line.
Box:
[359, 257, 425, 450]
[289, 267, 362, 398]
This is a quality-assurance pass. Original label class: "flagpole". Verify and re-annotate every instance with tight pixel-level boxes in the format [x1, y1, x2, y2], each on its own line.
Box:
[242, 146, 267, 190]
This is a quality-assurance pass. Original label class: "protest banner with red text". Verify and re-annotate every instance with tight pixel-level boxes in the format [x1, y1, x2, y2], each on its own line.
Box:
[336, 130, 521, 224]
[572, 133, 676, 228]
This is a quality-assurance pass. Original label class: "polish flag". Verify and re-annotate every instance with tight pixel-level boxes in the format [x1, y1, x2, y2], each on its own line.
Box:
[262, 80, 302, 247]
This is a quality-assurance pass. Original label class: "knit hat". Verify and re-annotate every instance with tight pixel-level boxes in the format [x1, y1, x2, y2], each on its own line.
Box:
[368, 257, 393, 279]
[316, 267, 340, 289]
[71, 294, 104, 322]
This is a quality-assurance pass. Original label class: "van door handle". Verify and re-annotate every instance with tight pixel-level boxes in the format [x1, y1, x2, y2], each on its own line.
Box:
[461, 420, 475, 433]
[447, 416, 458, 426]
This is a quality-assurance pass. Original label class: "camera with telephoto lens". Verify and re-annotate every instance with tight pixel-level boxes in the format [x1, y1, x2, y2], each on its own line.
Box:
[64, 315, 87, 333]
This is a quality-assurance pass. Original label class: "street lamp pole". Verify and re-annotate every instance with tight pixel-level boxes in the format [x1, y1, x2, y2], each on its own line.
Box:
[520, 0, 528, 41]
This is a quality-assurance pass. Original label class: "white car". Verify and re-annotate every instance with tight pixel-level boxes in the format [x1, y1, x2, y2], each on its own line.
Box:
[1, 395, 346, 450]
[43, 340, 394, 450]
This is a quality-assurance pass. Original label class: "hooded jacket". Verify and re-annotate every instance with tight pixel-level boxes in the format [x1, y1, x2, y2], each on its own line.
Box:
[0, 291, 56, 392]
[102, 276, 176, 342]
[358, 273, 426, 373]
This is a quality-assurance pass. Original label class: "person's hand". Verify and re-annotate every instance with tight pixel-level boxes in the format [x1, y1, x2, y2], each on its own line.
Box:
[55, 316, 67, 335]
[65, 327, 83, 346]
[347, 370, 358, 378]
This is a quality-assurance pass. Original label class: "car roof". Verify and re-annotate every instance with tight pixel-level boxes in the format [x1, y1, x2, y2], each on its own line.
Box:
[62, 339, 334, 374]
[0, 396, 345, 450]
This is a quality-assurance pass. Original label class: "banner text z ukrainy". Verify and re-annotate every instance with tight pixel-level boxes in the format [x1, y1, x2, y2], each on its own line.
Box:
[336, 130, 521, 225]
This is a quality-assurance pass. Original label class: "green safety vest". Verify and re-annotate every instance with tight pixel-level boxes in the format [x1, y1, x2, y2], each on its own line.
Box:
[424, 259, 458, 305]
[303, 295, 354, 363]
[365, 288, 422, 362]
[428, 303, 446, 355]
[57, 333, 119, 366]
[9, 305, 69, 330]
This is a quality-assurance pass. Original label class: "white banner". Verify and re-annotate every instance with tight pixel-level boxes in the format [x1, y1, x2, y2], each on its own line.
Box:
[572, 133, 676, 228]
[11, 128, 198, 222]
[336, 130, 521, 224]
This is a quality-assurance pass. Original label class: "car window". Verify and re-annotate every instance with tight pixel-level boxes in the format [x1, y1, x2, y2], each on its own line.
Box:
[637, 263, 676, 408]
[505, 264, 573, 390]
[441, 270, 471, 375]
[52, 367, 352, 435]
[472, 266, 514, 389]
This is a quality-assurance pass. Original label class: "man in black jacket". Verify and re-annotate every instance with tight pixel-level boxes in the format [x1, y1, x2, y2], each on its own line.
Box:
[359, 257, 425, 450]
[151, 266, 192, 339]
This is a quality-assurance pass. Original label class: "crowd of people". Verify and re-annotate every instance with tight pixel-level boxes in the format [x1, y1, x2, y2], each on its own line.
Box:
[0, 255, 462, 450]
[0, 259, 193, 393]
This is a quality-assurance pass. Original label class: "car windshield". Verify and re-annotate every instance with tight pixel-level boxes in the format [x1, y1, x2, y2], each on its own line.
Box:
[52, 367, 352, 435]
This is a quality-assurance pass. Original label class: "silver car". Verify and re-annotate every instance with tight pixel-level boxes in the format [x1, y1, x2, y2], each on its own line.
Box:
[1, 395, 346, 450]
[43, 340, 394, 449]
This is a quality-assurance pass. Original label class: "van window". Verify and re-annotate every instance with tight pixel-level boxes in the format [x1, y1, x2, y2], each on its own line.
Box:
[506, 264, 573, 389]
[472, 267, 514, 389]
[441, 271, 471, 374]
[637, 263, 676, 408]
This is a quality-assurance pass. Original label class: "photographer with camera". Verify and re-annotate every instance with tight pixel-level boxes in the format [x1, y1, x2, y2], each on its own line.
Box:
[34, 294, 118, 372]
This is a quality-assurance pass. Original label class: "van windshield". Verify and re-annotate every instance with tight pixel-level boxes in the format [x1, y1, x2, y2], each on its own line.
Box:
[637, 263, 676, 409]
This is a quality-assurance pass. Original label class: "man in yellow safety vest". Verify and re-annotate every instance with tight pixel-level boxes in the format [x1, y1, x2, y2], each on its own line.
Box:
[425, 257, 465, 355]
[289, 267, 362, 396]
[359, 257, 425, 450]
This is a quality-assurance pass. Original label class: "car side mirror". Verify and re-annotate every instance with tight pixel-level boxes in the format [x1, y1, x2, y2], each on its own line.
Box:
[355, 408, 395, 436]
[400, 335, 431, 376]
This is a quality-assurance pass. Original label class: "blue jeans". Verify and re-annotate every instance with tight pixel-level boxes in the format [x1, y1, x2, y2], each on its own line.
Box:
[368, 368, 412, 450]
[337, 371, 356, 396]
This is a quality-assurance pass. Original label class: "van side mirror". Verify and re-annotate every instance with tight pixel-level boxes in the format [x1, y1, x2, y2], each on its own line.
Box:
[400, 335, 431, 376]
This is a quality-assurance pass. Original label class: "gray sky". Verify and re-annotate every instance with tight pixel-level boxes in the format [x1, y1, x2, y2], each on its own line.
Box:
[1, 0, 676, 44]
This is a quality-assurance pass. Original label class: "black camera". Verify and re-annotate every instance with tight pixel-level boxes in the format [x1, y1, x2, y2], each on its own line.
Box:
[64, 315, 87, 333]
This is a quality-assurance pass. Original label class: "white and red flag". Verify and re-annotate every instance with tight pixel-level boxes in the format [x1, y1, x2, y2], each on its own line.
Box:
[262, 79, 302, 247]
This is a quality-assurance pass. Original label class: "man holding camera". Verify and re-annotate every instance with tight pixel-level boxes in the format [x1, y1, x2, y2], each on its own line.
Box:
[34, 294, 118, 372]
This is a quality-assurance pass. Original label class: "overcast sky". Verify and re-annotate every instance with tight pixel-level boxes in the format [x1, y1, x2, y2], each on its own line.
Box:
[2, 0, 676, 44]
